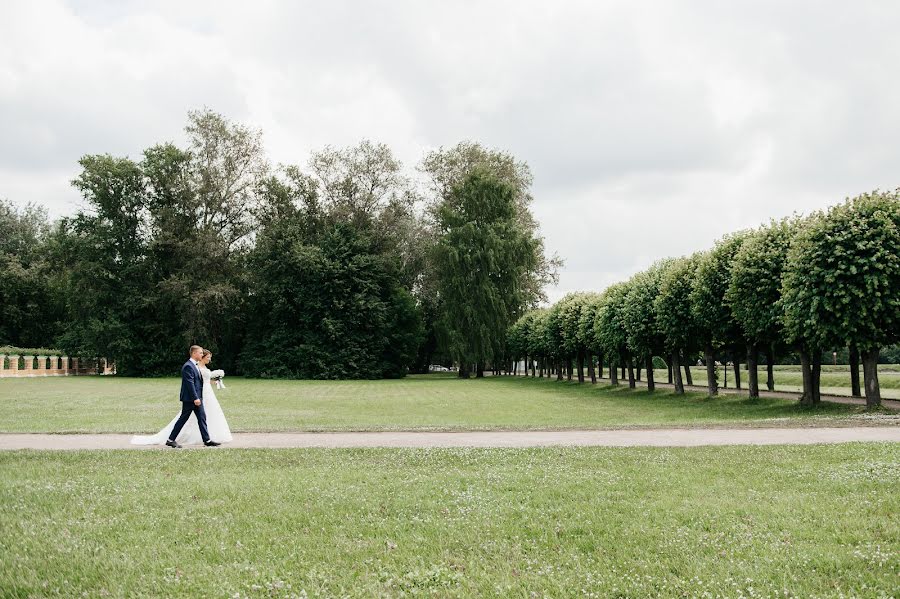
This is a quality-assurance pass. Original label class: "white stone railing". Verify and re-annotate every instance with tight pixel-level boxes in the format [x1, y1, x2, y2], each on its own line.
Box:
[0, 355, 116, 378]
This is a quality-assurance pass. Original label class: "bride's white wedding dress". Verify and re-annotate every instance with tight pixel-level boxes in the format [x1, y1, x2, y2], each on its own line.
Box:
[131, 367, 233, 445]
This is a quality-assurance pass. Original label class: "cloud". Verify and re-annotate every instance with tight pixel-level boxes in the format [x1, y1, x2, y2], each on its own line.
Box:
[2, 0, 899, 303]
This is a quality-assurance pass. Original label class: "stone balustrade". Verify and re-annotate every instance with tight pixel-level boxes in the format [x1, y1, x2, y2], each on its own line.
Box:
[0, 354, 116, 378]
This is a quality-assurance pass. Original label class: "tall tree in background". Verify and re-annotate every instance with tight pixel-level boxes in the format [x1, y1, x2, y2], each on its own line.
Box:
[691, 234, 748, 393]
[56, 155, 150, 372]
[622, 260, 672, 392]
[655, 255, 702, 395]
[0, 200, 61, 348]
[595, 282, 631, 387]
[727, 219, 796, 398]
[782, 190, 900, 408]
[433, 168, 539, 377]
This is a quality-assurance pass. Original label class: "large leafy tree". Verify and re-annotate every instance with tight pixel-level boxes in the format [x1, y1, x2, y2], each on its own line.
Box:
[576, 293, 603, 383]
[433, 169, 539, 377]
[622, 260, 672, 392]
[242, 218, 422, 379]
[690, 233, 748, 394]
[0, 200, 61, 348]
[656, 255, 702, 395]
[726, 219, 796, 398]
[782, 190, 900, 407]
[594, 282, 631, 386]
[56, 155, 151, 372]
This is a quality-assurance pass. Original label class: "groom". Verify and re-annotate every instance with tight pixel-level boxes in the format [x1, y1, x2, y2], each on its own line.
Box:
[166, 345, 220, 448]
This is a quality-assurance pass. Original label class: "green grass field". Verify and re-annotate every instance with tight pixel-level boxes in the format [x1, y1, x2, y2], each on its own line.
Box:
[0, 374, 878, 434]
[1, 444, 897, 597]
[601, 365, 900, 398]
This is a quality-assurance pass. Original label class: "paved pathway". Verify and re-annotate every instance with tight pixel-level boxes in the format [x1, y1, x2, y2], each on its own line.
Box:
[1, 427, 899, 450]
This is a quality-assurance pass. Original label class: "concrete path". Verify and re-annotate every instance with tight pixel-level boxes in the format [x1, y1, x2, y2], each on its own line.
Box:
[1, 427, 899, 450]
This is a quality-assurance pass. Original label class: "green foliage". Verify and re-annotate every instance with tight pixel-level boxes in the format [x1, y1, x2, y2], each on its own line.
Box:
[690, 232, 749, 350]
[433, 169, 538, 367]
[594, 282, 631, 364]
[782, 190, 900, 352]
[655, 255, 701, 353]
[242, 221, 422, 379]
[727, 219, 796, 347]
[622, 260, 672, 358]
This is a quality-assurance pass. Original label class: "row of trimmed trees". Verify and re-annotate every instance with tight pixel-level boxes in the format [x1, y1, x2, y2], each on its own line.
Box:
[508, 190, 900, 408]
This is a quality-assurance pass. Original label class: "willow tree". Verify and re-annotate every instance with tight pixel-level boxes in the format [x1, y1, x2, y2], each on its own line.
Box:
[726, 219, 797, 398]
[622, 260, 672, 392]
[782, 190, 900, 408]
[433, 168, 538, 377]
[690, 233, 748, 394]
[655, 255, 701, 395]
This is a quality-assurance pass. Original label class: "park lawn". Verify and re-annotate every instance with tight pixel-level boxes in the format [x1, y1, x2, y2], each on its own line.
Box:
[642, 366, 900, 398]
[0, 374, 878, 434]
[1, 444, 897, 597]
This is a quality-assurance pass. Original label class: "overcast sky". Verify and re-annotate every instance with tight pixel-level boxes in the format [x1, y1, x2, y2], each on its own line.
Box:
[2, 1, 899, 302]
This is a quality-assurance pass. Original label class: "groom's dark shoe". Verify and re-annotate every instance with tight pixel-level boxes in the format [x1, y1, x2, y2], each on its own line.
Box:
[165, 439, 182, 448]
[204, 440, 221, 447]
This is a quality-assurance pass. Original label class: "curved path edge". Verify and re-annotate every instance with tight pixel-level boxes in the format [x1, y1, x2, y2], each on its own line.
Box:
[1, 427, 899, 450]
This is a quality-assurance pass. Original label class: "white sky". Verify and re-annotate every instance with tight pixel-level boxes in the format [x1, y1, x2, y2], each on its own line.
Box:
[2, 0, 898, 302]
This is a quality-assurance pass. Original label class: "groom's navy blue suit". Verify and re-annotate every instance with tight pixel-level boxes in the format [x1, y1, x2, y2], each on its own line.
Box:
[168, 359, 210, 443]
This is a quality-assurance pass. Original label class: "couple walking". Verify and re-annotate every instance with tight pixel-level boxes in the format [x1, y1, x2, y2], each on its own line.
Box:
[131, 345, 232, 447]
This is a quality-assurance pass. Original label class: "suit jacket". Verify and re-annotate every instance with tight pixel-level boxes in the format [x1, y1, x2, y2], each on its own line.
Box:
[179, 360, 203, 403]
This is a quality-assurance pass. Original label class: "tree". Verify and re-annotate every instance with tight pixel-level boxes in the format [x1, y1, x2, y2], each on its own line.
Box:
[421, 141, 560, 309]
[433, 169, 539, 377]
[57, 155, 151, 372]
[576, 293, 603, 383]
[595, 282, 631, 387]
[782, 190, 900, 407]
[0, 200, 61, 348]
[726, 219, 796, 398]
[655, 255, 702, 394]
[242, 220, 422, 378]
[691, 233, 749, 395]
[622, 260, 672, 392]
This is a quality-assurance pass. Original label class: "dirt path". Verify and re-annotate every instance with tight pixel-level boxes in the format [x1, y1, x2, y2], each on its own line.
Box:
[1, 427, 898, 450]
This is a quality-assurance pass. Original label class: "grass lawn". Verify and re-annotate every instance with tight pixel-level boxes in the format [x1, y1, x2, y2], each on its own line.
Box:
[636, 366, 900, 399]
[1, 444, 897, 597]
[0, 374, 881, 434]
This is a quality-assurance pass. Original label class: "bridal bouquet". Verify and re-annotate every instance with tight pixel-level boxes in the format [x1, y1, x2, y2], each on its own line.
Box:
[211, 369, 227, 389]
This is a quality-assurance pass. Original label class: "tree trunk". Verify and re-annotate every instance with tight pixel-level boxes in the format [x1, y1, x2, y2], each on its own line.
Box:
[475, 362, 484, 378]
[577, 350, 585, 383]
[610, 358, 619, 386]
[671, 351, 684, 394]
[645, 355, 655, 392]
[799, 349, 820, 406]
[849, 345, 862, 397]
[566, 357, 573, 381]
[667, 354, 673, 384]
[747, 343, 759, 399]
[621, 364, 626, 380]
[588, 353, 596, 384]
[704, 346, 718, 396]
[732, 352, 741, 390]
[812, 351, 821, 405]
[597, 353, 603, 378]
[636, 361, 642, 381]
[627, 356, 636, 389]
[765, 346, 775, 391]
[861, 348, 881, 408]
[682, 353, 693, 386]
[556, 360, 563, 381]
[459, 362, 471, 379]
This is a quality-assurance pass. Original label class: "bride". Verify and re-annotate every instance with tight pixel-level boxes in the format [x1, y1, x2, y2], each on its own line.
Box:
[132, 349, 233, 445]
